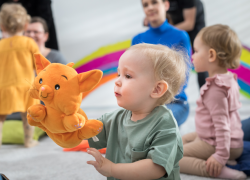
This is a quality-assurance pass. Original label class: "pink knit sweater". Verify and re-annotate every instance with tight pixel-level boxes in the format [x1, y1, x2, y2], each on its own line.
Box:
[195, 72, 243, 165]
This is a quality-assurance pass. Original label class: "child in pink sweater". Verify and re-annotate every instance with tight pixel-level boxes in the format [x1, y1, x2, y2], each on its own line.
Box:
[179, 24, 246, 179]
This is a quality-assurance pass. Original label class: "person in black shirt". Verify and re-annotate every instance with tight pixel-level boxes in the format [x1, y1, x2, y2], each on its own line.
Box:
[167, 0, 208, 88]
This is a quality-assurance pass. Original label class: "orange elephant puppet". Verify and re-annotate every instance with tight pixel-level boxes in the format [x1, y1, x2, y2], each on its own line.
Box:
[27, 53, 103, 148]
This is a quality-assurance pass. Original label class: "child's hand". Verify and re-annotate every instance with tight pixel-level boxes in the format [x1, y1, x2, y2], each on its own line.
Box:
[87, 148, 113, 177]
[206, 155, 223, 177]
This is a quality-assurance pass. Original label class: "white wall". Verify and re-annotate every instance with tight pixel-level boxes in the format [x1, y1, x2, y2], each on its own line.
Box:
[51, 0, 250, 62]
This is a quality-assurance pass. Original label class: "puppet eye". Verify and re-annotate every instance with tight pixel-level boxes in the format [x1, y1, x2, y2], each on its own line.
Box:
[55, 84, 60, 90]
[39, 78, 43, 84]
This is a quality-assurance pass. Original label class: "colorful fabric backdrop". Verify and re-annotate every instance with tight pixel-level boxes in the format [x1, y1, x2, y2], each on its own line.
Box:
[74, 40, 250, 99]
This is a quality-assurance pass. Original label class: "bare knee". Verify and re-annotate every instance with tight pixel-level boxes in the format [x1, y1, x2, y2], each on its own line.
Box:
[0, 115, 7, 123]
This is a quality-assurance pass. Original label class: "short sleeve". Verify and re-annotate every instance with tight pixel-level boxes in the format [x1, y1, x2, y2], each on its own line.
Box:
[55, 52, 67, 64]
[47, 50, 67, 64]
[28, 38, 40, 54]
[147, 129, 183, 177]
[27, 38, 40, 69]
[180, 0, 195, 9]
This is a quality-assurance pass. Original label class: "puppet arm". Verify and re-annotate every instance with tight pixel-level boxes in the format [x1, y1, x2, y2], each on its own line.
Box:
[27, 104, 47, 122]
[62, 113, 86, 132]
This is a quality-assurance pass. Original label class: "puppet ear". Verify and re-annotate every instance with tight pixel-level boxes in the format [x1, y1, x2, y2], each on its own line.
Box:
[78, 70, 103, 92]
[33, 53, 51, 74]
[67, 62, 74, 67]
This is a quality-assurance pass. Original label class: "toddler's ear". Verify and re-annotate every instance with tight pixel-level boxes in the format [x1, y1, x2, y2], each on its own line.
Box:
[151, 81, 168, 99]
[33, 53, 51, 74]
[78, 70, 103, 92]
[208, 49, 217, 63]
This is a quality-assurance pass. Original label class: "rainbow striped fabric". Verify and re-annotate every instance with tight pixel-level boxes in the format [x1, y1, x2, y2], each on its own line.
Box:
[74, 40, 250, 99]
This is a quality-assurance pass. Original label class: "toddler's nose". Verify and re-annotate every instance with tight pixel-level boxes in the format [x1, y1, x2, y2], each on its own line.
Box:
[115, 79, 121, 87]
[41, 87, 45, 91]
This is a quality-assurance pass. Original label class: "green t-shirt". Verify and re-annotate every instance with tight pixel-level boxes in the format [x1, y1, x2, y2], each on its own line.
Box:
[88, 105, 183, 180]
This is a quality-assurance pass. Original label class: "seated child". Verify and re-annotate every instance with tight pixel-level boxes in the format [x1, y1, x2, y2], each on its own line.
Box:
[179, 24, 246, 179]
[86, 43, 189, 180]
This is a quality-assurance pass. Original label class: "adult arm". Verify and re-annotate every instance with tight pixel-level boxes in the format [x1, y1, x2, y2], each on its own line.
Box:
[174, 7, 196, 31]
[35, 0, 53, 28]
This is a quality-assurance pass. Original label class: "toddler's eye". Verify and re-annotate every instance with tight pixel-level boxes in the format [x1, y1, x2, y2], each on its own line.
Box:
[152, 0, 158, 5]
[39, 78, 43, 84]
[55, 84, 60, 90]
[117, 74, 120, 77]
[125, 74, 131, 79]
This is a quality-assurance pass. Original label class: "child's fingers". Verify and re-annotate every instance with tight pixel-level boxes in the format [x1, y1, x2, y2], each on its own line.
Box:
[87, 148, 99, 159]
[213, 165, 218, 177]
[87, 160, 99, 168]
[218, 166, 222, 177]
[209, 164, 214, 177]
[215, 165, 222, 177]
[206, 161, 210, 173]
[87, 148, 103, 164]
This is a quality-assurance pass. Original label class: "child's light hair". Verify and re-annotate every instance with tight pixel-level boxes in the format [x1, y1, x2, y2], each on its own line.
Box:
[127, 43, 189, 105]
[198, 24, 242, 69]
[0, 3, 30, 35]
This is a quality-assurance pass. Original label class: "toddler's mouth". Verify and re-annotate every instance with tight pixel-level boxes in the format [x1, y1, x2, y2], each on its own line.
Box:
[115, 92, 121, 97]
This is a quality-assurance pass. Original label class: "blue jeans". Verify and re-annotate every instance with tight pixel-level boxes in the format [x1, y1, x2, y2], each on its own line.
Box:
[166, 100, 190, 126]
[242, 117, 250, 141]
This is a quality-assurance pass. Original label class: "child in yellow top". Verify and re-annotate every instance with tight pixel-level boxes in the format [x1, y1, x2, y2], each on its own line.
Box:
[0, 3, 40, 148]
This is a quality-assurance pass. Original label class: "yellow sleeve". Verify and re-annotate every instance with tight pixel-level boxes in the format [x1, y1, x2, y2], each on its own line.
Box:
[28, 38, 40, 70]
[29, 38, 40, 54]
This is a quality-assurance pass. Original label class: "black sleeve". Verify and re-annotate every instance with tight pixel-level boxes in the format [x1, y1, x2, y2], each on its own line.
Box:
[180, 0, 195, 9]
[35, 0, 53, 28]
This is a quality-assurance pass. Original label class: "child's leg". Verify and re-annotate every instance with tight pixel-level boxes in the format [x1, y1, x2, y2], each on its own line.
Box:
[182, 157, 246, 179]
[226, 160, 237, 165]
[226, 147, 243, 165]
[218, 166, 246, 179]
[218, 147, 246, 179]
[21, 112, 38, 148]
[179, 137, 215, 177]
[182, 132, 197, 145]
[241, 117, 250, 141]
[0, 115, 7, 148]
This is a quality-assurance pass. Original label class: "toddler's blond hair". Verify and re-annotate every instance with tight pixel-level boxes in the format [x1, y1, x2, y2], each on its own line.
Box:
[198, 24, 242, 69]
[0, 3, 30, 35]
[127, 43, 189, 105]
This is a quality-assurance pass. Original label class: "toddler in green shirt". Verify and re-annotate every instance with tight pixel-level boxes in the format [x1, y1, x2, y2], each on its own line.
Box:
[87, 43, 189, 180]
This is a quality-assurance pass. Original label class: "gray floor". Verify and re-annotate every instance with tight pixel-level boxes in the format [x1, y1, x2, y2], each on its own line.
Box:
[1, 0, 250, 179]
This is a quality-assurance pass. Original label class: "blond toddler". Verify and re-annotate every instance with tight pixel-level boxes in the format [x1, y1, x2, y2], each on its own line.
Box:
[87, 43, 189, 180]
